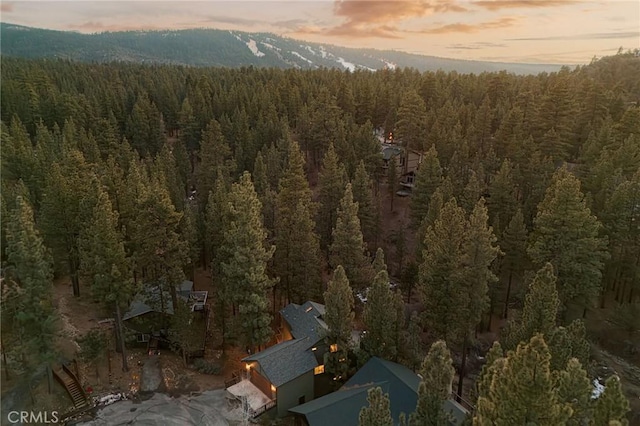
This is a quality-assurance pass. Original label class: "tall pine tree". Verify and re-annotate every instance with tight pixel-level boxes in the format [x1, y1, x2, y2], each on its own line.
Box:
[324, 266, 355, 382]
[329, 183, 373, 293]
[528, 166, 608, 319]
[221, 172, 275, 350]
[409, 340, 455, 426]
[274, 141, 322, 304]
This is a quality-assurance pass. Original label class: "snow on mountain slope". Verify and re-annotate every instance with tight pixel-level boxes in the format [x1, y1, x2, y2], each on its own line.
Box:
[246, 39, 265, 57]
[336, 57, 356, 71]
[261, 41, 280, 51]
[291, 51, 313, 64]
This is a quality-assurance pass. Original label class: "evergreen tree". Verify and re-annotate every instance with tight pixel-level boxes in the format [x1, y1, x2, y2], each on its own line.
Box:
[154, 143, 185, 212]
[401, 311, 423, 372]
[77, 328, 107, 379]
[460, 170, 482, 215]
[387, 152, 398, 213]
[593, 375, 630, 426]
[5, 196, 57, 369]
[411, 145, 442, 226]
[329, 183, 373, 292]
[528, 166, 609, 318]
[194, 119, 235, 206]
[206, 173, 232, 342]
[39, 150, 94, 297]
[359, 387, 394, 426]
[601, 171, 640, 305]
[455, 198, 499, 396]
[2, 118, 42, 207]
[206, 171, 230, 276]
[168, 298, 201, 366]
[324, 266, 355, 382]
[79, 184, 137, 371]
[221, 172, 275, 350]
[503, 263, 560, 350]
[396, 90, 427, 156]
[557, 358, 593, 426]
[475, 334, 572, 425]
[131, 175, 189, 328]
[372, 248, 387, 275]
[275, 141, 322, 304]
[476, 341, 504, 399]
[352, 161, 378, 247]
[317, 143, 347, 253]
[419, 198, 467, 342]
[499, 209, 528, 318]
[362, 270, 398, 360]
[178, 97, 200, 152]
[409, 340, 455, 426]
[488, 159, 518, 239]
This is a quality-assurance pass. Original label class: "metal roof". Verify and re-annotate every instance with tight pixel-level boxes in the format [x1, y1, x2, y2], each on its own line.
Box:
[289, 357, 469, 425]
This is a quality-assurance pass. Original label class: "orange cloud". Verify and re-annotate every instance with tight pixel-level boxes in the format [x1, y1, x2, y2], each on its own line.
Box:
[334, 0, 467, 25]
[473, 0, 579, 10]
[298, 0, 469, 39]
[1, 2, 14, 13]
[419, 16, 519, 33]
[327, 22, 402, 38]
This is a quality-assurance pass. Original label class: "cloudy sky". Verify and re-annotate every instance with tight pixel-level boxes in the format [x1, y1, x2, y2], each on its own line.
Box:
[1, 0, 638, 64]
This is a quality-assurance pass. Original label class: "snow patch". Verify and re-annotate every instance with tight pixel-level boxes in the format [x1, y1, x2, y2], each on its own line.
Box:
[381, 59, 397, 70]
[291, 51, 313, 64]
[336, 57, 356, 72]
[592, 378, 605, 399]
[246, 39, 265, 57]
[260, 41, 281, 51]
[319, 46, 328, 59]
[304, 45, 316, 56]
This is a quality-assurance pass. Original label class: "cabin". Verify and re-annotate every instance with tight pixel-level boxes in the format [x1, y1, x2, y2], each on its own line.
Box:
[289, 357, 470, 426]
[381, 142, 424, 190]
[225, 301, 330, 419]
[122, 280, 209, 355]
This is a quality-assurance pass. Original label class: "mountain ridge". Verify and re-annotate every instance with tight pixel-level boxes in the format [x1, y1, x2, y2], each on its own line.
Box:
[0, 23, 565, 74]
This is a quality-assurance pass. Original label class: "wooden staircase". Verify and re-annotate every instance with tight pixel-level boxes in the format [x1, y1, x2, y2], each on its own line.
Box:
[53, 363, 89, 410]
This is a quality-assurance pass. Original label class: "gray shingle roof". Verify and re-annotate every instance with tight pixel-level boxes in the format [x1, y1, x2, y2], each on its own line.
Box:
[243, 337, 318, 387]
[280, 301, 328, 345]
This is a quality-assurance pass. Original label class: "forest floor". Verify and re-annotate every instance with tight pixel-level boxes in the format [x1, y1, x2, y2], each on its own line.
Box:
[0, 274, 248, 423]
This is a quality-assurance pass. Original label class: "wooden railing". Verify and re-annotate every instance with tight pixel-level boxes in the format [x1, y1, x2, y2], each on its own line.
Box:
[451, 392, 476, 413]
[251, 399, 276, 418]
[224, 371, 243, 389]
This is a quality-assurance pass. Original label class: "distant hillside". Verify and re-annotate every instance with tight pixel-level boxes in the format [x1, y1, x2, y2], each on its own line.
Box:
[0, 23, 563, 75]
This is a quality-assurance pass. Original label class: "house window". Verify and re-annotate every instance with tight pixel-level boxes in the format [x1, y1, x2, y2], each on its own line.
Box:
[406, 173, 415, 184]
[314, 365, 325, 375]
[137, 334, 150, 343]
[400, 155, 405, 167]
[299, 395, 306, 404]
[330, 344, 338, 353]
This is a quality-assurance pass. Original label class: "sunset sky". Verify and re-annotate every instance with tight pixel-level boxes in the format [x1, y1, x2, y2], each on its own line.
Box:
[1, 0, 638, 64]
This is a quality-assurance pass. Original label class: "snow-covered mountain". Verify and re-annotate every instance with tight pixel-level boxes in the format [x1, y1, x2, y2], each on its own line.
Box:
[0, 23, 563, 74]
